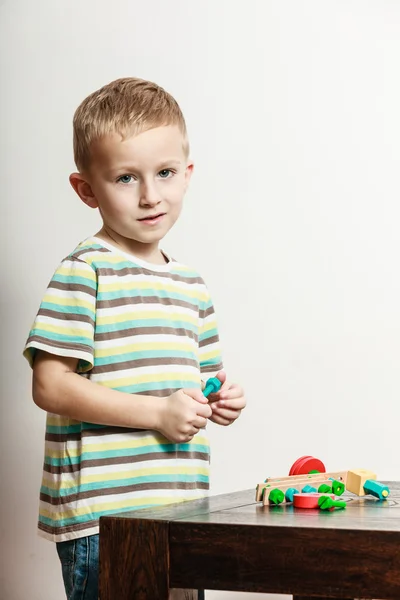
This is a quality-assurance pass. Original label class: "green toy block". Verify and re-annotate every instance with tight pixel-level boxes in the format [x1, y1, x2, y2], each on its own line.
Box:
[331, 480, 345, 496]
[363, 480, 390, 500]
[318, 483, 332, 493]
[269, 488, 285, 505]
[318, 496, 347, 511]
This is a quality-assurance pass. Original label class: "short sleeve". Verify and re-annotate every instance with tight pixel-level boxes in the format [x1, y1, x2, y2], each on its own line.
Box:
[198, 290, 223, 376]
[23, 257, 97, 373]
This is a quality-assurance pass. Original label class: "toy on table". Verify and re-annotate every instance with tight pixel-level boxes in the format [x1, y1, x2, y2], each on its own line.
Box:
[255, 455, 390, 511]
[203, 377, 222, 398]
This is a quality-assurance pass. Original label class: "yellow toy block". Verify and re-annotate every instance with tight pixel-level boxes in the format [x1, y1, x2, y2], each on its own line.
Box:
[346, 469, 376, 496]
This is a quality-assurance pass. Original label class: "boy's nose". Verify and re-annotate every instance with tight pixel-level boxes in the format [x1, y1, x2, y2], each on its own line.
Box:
[139, 182, 162, 207]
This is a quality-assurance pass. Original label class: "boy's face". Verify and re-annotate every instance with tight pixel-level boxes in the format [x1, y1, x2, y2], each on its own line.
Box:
[71, 125, 193, 257]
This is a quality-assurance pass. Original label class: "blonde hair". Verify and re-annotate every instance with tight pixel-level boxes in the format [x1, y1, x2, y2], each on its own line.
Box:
[72, 77, 189, 172]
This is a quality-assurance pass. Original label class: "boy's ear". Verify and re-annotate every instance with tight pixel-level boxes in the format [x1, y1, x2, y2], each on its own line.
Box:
[184, 161, 194, 191]
[69, 173, 98, 209]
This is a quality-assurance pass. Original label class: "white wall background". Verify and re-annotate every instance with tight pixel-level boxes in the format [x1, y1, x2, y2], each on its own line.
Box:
[1, 1, 400, 599]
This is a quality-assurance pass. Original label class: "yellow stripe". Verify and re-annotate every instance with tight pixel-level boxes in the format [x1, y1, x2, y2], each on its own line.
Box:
[199, 348, 221, 362]
[99, 371, 199, 389]
[56, 266, 96, 282]
[200, 319, 218, 333]
[40, 493, 205, 520]
[42, 294, 95, 312]
[43, 466, 209, 489]
[34, 321, 93, 339]
[98, 280, 208, 301]
[44, 434, 209, 458]
[95, 340, 195, 358]
[96, 310, 197, 326]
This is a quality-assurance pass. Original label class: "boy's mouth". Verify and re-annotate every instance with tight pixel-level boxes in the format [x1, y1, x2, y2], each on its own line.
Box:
[137, 212, 166, 224]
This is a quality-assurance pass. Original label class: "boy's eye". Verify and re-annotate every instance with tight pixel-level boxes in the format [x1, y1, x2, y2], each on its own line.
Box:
[158, 169, 172, 178]
[118, 175, 134, 184]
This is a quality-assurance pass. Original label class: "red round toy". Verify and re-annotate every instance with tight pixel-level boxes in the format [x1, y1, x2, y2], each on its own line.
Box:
[293, 493, 334, 509]
[289, 456, 326, 476]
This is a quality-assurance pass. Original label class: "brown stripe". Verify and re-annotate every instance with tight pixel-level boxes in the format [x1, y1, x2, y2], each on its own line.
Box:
[27, 336, 93, 356]
[50, 280, 96, 297]
[97, 295, 198, 312]
[39, 519, 96, 536]
[40, 480, 209, 506]
[43, 450, 209, 474]
[94, 326, 198, 342]
[201, 362, 223, 373]
[71, 247, 109, 260]
[37, 308, 95, 326]
[199, 334, 219, 348]
[90, 356, 199, 375]
[199, 306, 215, 319]
[46, 426, 145, 442]
[96, 266, 204, 285]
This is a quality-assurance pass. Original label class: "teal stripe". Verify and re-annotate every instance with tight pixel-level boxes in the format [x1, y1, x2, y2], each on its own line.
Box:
[47, 424, 82, 434]
[46, 423, 107, 434]
[80, 442, 209, 461]
[53, 274, 97, 290]
[94, 349, 198, 366]
[45, 455, 80, 466]
[40, 301, 95, 319]
[69, 243, 104, 255]
[91, 259, 147, 271]
[41, 473, 209, 498]
[199, 327, 219, 342]
[30, 329, 93, 347]
[95, 319, 197, 334]
[39, 497, 205, 529]
[44, 442, 209, 465]
[97, 288, 198, 304]
[111, 380, 199, 394]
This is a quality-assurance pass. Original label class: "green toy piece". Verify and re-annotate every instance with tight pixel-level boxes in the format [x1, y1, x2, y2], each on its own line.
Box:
[318, 495, 347, 511]
[331, 480, 345, 496]
[363, 480, 390, 500]
[269, 489, 285, 505]
[318, 483, 332, 493]
[203, 377, 221, 398]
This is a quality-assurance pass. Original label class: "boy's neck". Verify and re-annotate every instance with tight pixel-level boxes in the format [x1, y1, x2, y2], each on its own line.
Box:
[95, 228, 168, 265]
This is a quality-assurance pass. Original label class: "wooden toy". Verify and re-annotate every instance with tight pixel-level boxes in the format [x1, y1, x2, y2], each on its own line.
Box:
[256, 471, 347, 503]
[256, 456, 390, 508]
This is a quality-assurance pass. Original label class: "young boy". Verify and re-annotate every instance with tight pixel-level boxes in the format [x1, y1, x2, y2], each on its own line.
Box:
[23, 77, 246, 600]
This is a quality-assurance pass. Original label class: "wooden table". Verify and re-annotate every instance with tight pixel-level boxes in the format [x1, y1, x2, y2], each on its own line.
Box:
[99, 481, 400, 599]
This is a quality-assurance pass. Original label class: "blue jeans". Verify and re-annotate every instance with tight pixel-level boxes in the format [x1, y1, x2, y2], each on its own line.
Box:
[56, 534, 205, 599]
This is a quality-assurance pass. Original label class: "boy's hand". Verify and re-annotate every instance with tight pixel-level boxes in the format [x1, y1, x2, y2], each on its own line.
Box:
[207, 370, 246, 426]
[159, 389, 212, 444]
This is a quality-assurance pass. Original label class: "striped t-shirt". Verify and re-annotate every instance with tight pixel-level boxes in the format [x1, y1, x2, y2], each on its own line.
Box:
[23, 237, 223, 542]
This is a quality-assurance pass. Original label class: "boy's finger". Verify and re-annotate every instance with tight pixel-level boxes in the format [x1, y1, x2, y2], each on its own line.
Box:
[183, 388, 207, 403]
[215, 370, 228, 387]
[211, 406, 240, 421]
[193, 416, 208, 429]
[215, 397, 246, 410]
[210, 414, 233, 426]
[219, 384, 244, 400]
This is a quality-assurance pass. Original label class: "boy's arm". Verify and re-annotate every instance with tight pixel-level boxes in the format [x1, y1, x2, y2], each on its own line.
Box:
[33, 351, 211, 441]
